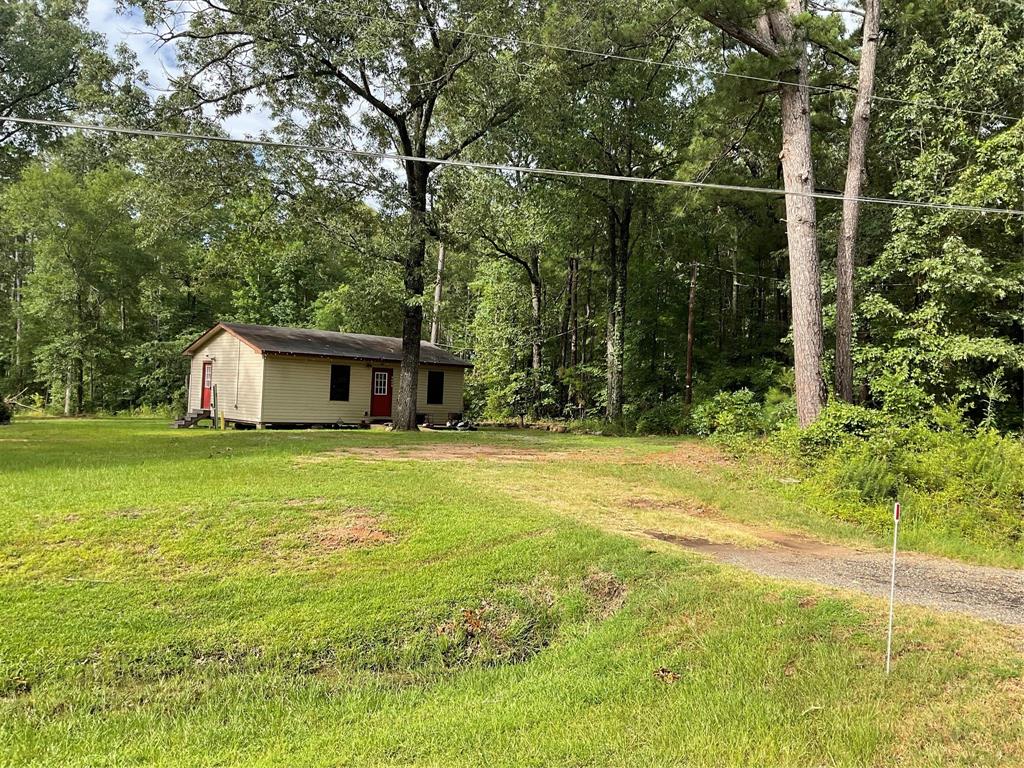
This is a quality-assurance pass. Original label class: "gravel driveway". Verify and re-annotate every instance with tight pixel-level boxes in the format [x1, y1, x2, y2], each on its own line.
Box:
[647, 529, 1024, 626]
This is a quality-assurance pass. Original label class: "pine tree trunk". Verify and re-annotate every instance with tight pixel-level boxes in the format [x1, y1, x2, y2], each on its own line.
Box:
[775, 2, 827, 426]
[76, 358, 84, 413]
[685, 262, 698, 405]
[702, 0, 827, 426]
[835, 0, 880, 402]
[430, 241, 445, 345]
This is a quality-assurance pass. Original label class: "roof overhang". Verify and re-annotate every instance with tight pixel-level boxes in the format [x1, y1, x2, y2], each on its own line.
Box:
[260, 350, 473, 368]
[182, 323, 473, 368]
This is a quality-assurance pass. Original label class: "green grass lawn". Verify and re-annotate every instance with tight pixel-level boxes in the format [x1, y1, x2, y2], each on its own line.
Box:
[1, 418, 1021, 767]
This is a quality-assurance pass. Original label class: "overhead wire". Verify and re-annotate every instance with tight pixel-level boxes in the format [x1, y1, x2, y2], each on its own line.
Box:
[3, 116, 1022, 217]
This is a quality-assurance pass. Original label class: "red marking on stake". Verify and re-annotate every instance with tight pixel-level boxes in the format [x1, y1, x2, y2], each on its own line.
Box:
[894, 502, 901, 521]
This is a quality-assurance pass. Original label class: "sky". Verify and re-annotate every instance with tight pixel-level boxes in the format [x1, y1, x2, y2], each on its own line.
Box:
[85, 0, 276, 137]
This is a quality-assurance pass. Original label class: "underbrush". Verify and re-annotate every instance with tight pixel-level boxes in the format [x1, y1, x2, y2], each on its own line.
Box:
[773, 404, 1024, 559]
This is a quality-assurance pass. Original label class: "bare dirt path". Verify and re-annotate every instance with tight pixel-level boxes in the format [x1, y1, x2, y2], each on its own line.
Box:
[647, 529, 1024, 626]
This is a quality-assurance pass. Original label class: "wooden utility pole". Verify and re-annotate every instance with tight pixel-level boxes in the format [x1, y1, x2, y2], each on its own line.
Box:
[429, 241, 445, 345]
[685, 262, 698, 405]
[835, 0, 881, 402]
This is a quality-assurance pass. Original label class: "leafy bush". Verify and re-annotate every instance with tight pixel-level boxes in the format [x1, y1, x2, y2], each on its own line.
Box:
[690, 389, 764, 438]
[785, 400, 1024, 552]
[778, 401, 889, 460]
[565, 416, 632, 437]
[871, 371, 935, 421]
[634, 397, 687, 436]
[0, 400, 12, 425]
[823, 444, 902, 502]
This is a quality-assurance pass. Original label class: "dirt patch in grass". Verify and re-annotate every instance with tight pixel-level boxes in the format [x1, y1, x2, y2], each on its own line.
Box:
[107, 507, 149, 519]
[262, 507, 396, 558]
[310, 512, 394, 549]
[632, 442, 734, 471]
[582, 568, 628, 618]
[623, 496, 720, 519]
[297, 445, 609, 464]
[307, 507, 394, 550]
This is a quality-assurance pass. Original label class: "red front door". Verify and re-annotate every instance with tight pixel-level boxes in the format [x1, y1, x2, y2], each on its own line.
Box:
[201, 361, 213, 409]
[370, 368, 393, 418]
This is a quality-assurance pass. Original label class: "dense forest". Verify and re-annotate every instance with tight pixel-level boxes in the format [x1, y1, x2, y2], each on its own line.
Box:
[1, 0, 1022, 432]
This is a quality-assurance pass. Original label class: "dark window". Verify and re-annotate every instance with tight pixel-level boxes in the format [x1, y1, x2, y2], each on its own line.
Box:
[426, 370, 444, 405]
[330, 364, 350, 401]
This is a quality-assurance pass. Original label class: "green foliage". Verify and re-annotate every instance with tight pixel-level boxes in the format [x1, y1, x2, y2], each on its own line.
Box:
[790, 406, 1024, 551]
[778, 402, 890, 460]
[822, 444, 901, 503]
[691, 389, 765, 438]
[0, 399, 12, 425]
[634, 397, 687, 436]
[859, 4, 1024, 426]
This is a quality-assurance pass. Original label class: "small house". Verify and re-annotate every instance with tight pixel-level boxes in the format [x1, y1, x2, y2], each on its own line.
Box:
[179, 322, 472, 428]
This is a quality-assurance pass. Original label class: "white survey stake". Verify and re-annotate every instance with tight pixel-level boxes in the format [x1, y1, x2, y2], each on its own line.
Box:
[885, 501, 901, 674]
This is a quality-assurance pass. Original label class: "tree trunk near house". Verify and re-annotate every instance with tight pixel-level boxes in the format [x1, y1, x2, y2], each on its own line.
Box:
[835, 0, 880, 402]
[430, 241, 445, 345]
[393, 165, 429, 432]
[685, 262, 698, 405]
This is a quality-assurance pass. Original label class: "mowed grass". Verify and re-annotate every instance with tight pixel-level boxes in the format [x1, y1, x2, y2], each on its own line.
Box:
[0, 419, 1021, 767]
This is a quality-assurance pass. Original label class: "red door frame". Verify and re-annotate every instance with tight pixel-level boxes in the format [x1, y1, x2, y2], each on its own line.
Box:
[370, 367, 393, 418]
[200, 360, 214, 409]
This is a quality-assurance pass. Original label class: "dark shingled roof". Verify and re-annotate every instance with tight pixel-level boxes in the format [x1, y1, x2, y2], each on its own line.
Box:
[184, 322, 473, 368]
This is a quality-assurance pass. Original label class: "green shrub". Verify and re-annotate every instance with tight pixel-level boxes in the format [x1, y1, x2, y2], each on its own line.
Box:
[566, 417, 630, 437]
[634, 397, 687, 436]
[871, 371, 935, 421]
[779, 401, 889, 460]
[690, 389, 764, 437]
[788, 404, 1024, 551]
[825, 444, 902, 502]
[0, 400, 12, 425]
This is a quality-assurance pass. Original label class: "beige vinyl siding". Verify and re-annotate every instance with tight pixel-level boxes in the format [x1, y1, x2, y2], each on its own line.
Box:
[186, 330, 264, 422]
[260, 356, 377, 423]
[417, 366, 465, 422]
[260, 356, 466, 423]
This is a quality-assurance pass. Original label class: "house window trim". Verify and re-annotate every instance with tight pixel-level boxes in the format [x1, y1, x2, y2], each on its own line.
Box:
[373, 370, 389, 396]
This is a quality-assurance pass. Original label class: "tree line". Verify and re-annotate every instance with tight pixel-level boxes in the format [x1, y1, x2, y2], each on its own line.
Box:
[1, 0, 1021, 430]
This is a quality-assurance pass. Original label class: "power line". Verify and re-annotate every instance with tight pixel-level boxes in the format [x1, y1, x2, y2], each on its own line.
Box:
[3, 115, 1023, 216]
[162, 1, 1023, 123]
